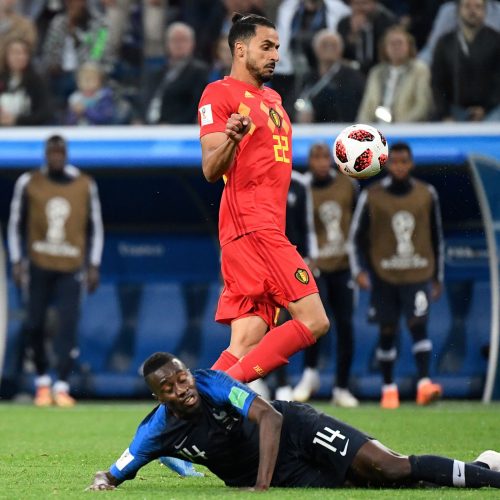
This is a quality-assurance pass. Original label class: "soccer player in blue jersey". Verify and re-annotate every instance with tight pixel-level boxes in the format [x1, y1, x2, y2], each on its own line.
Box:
[89, 352, 500, 491]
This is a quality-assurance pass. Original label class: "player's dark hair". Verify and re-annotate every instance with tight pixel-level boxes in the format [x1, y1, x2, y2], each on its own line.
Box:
[228, 13, 276, 55]
[45, 135, 66, 148]
[390, 142, 413, 158]
[143, 352, 177, 378]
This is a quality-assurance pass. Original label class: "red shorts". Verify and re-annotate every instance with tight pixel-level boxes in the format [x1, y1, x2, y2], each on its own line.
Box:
[215, 229, 318, 328]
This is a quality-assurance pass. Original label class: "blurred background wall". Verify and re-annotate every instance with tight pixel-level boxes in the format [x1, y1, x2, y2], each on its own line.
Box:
[0, 123, 498, 400]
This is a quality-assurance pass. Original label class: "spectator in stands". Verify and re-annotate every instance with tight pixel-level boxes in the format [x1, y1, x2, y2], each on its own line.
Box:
[7, 135, 104, 407]
[357, 25, 432, 123]
[208, 35, 233, 82]
[295, 29, 364, 123]
[98, 0, 167, 72]
[66, 62, 118, 125]
[406, 1, 449, 51]
[419, 0, 500, 65]
[349, 142, 444, 409]
[292, 143, 359, 408]
[19, 0, 64, 50]
[41, 0, 110, 114]
[139, 22, 208, 124]
[0, 38, 52, 125]
[431, 0, 500, 122]
[337, 0, 397, 75]
[257, 0, 282, 23]
[180, 0, 265, 64]
[0, 0, 37, 73]
[273, 0, 351, 119]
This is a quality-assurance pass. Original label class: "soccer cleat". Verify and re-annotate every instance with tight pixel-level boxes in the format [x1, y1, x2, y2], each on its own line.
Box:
[292, 368, 320, 402]
[159, 457, 204, 477]
[53, 390, 76, 407]
[381, 385, 399, 409]
[34, 386, 52, 407]
[275, 385, 293, 401]
[247, 379, 271, 400]
[416, 379, 442, 406]
[475, 450, 500, 472]
[332, 388, 359, 408]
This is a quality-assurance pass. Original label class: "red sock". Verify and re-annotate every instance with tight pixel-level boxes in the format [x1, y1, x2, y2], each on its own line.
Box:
[211, 350, 239, 371]
[226, 319, 316, 382]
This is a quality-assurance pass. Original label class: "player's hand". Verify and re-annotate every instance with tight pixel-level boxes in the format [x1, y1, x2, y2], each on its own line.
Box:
[356, 271, 371, 290]
[430, 280, 442, 301]
[86, 471, 116, 491]
[225, 113, 252, 143]
[86, 265, 100, 294]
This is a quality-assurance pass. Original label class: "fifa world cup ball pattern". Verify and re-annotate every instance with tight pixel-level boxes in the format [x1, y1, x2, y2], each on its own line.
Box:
[333, 124, 388, 179]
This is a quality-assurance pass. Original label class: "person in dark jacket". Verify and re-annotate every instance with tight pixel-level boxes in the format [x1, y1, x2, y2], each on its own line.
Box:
[139, 22, 209, 124]
[295, 29, 365, 123]
[337, 0, 397, 75]
[431, 0, 500, 121]
[0, 38, 52, 125]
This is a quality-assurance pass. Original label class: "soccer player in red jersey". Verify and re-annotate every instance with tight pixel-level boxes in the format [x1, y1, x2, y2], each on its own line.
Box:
[198, 13, 330, 383]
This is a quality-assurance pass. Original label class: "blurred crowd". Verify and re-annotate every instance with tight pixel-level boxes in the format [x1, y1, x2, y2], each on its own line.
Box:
[1, 0, 499, 126]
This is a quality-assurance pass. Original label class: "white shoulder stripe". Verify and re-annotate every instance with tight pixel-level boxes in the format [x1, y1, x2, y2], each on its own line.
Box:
[88, 180, 104, 267]
[7, 172, 32, 263]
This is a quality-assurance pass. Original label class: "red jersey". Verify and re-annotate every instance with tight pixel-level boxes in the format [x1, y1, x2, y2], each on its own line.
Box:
[198, 76, 293, 247]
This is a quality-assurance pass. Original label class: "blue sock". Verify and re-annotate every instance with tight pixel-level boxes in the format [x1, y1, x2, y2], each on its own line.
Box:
[159, 456, 204, 477]
[409, 455, 500, 488]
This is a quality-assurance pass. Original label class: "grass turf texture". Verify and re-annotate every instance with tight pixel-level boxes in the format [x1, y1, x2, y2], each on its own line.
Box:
[1, 401, 499, 498]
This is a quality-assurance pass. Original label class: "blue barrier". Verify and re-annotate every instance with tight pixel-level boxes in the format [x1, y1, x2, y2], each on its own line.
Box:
[0, 123, 499, 168]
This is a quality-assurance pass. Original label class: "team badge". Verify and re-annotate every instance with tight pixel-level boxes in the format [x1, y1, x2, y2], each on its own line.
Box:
[295, 268, 309, 284]
[269, 108, 282, 128]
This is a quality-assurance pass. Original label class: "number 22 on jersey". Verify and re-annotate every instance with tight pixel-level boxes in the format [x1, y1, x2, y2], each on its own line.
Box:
[273, 135, 290, 163]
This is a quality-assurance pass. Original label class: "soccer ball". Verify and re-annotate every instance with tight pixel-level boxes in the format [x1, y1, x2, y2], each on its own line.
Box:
[333, 124, 388, 179]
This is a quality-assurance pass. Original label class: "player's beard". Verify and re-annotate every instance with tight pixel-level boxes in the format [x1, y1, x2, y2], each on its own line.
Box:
[245, 55, 273, 85]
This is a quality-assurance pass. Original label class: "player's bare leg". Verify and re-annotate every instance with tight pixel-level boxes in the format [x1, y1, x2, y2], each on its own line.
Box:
[228, 316, 269, 358]
[348, 440, 500, 488]
[226, 294, 329, 382]
[211, 315, 268, 371]
[287, 293, 329, 340]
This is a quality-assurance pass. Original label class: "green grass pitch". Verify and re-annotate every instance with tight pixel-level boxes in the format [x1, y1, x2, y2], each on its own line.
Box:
[1, 401, 499, 498]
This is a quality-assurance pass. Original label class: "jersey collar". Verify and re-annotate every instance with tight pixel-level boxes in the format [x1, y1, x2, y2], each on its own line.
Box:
[224, 76, 265, 96]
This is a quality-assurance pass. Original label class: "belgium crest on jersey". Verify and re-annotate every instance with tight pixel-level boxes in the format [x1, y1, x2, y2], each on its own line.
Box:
[294, 268, 309, 284]
[269, 108, 282, 128]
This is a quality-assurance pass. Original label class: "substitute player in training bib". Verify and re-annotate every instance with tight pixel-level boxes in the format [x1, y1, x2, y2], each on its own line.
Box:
[198, 13, 329, 383]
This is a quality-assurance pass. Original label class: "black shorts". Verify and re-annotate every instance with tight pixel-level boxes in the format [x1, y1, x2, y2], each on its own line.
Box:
[271, 401, 370, 488]
[317, 269, 354, 324]
[370, 275, 430, 324]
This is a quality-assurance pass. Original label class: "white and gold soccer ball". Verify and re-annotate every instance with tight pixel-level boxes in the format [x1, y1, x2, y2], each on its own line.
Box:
[333, 123, 388, 179]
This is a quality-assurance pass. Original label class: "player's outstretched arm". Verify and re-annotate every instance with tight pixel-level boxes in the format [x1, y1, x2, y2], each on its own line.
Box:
[246, 396, 283, 491]
[87, 470, 120, 491]
[200, 113, 252, 182]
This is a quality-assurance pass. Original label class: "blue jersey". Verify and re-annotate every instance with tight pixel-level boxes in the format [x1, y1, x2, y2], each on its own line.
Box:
[109, 370, 259, 487]
[109, 370, 370, 488]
